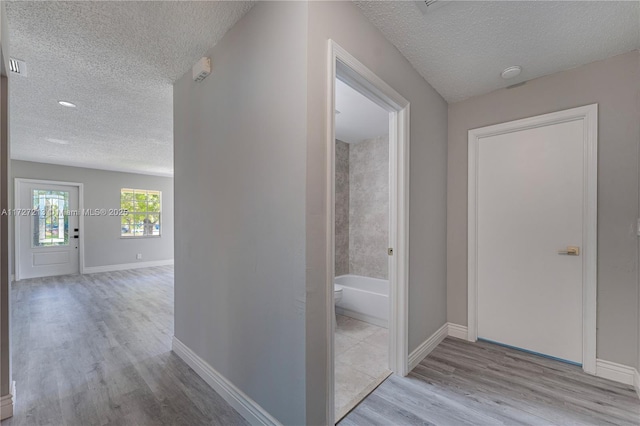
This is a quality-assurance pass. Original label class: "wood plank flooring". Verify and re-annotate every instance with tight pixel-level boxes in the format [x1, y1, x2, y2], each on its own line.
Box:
[2, 266, 247, 426]
[340, 337, 640, 425]
[5, 267, 639, 425]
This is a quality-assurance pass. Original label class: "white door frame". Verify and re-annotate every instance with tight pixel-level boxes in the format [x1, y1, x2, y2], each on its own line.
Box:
[467, 104, 598, 374]
[326, 40, 410, 423]
[14, 178, 85, 281]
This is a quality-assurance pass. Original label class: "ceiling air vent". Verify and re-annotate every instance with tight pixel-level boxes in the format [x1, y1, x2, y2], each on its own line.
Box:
[416, 0, 451, 14]
[9, 58, 27, 77]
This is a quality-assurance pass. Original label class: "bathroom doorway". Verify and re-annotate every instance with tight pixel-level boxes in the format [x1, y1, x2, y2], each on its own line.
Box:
[327, 41, 410, 423]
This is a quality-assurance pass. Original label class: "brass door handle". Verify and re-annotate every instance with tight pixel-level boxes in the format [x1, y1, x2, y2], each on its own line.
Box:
[558, 246, 580, 256]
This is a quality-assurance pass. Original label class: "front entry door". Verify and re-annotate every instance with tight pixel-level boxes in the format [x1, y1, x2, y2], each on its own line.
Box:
[475, 114, 587, 364]
[17, 181, 80, 279]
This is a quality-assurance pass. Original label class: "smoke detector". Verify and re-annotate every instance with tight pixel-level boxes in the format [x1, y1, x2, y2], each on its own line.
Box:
[501, 66, 522, 80]
[416, 0, 451, 14]
[9, 58, 27, 77]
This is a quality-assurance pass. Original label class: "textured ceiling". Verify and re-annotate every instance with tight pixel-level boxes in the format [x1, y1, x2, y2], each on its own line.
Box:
[6, 1, 254, 176]
[7, 1, 639, 175]
[354, 1, 640, 103]
[336, 79, 388, 144]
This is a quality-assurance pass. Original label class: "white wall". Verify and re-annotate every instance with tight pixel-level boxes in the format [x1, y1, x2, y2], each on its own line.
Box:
[11, 160, 174, 270]
[305, 2, 449, 422]
[173, 2, 308, 424]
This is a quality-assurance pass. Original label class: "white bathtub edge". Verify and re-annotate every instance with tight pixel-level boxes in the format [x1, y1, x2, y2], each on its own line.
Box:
[336, 307, 388, 328]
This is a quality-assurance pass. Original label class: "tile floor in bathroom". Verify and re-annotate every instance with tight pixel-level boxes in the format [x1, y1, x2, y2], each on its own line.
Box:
[335, 314, 391, 421]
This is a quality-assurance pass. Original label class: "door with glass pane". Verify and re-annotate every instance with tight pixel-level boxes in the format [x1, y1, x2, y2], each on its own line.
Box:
[17, 181, 79, 279]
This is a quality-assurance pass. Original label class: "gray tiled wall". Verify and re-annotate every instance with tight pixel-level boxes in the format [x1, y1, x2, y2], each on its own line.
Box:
[334, 136, 389, 280]
[349, 135, 389, 280]
[335, 140, 350, 277]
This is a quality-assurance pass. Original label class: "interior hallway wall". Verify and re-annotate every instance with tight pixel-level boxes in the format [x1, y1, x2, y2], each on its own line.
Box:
[306, 2, 448, 422]
[173, 2, 308, 424]
[335, 139, 350, 277]
[0, 0, 12, 410]
[349, 135, 389, 280]
[447, 50, 640, 367]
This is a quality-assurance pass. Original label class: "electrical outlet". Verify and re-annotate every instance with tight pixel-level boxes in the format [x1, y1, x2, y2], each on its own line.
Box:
[136, 253, 143, 260]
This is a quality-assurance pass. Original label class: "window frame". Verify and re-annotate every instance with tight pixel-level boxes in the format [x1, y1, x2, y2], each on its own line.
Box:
[120, 188, 162, 239]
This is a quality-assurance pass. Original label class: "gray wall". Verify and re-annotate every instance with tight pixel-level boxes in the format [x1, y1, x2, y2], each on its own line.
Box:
[335, 139, 350, 277]
[0, 0, 11, 402]
[349, 135, 389, 280]
[174, 3, 447, 423]
[306, 2, 448, 422]
[447, 50, 640, 367]
[173, 2, 308, 424]
[11, 160, 174, 270]
[335, 135, 390, 280]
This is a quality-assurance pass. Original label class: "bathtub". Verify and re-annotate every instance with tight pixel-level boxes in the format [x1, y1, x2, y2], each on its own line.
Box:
[335, 274, 389, 328]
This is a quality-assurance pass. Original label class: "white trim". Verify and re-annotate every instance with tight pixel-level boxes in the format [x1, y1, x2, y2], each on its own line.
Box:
[83, 259, 174, 274]
[327, 39, 410, 425]
[171, 337, 280, 426]
[326, 42, 337, 425]
[633, 368, 640, 399]
[467, 104, 598, 375]
[595, 359, 636, 386]
[408, 323, 448, 372]
[0, 381, 16, 420]
[14, 178, 85, 281]
[447, 323, 468, 340]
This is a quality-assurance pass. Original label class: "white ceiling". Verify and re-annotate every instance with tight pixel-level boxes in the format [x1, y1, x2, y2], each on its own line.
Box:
[6, 1, 254, 176]
[335, 79, 388, 144]
[354, 1, 640, 103]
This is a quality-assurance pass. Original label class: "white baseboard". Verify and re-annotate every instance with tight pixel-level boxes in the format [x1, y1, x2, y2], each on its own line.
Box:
[447, 323, 468, 340]
[1, 381, 16, 420]
[634, 368, 640, 399]
[172, 337, 280, 426]
[595, 359, 636, 386]
[83, 259, 174, 274]
[408, 323, 448, 371]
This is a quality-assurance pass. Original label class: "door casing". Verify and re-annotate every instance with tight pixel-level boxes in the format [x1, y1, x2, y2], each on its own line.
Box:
[326, 40, 410, 424]
[467, 104, 598, 374]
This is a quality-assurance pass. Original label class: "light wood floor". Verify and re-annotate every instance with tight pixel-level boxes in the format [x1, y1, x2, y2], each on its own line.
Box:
[2, 266, 247, 426]
[340, 337, 640, 425]
[5, 268, 639, 425]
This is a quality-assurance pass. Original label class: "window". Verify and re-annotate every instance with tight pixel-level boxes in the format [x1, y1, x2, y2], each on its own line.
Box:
[120, 188, 161, 237]
[32, 189, 69, 246]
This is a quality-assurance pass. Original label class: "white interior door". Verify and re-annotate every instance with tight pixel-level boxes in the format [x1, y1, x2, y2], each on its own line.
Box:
[17, 181, 80, 279]
[476, 119, 584, 364]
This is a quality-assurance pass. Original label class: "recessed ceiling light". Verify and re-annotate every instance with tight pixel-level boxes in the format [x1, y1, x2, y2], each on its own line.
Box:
[58, 100, 76, 108]
[45, 137, 70, 145]
[501, 66, 522, 80]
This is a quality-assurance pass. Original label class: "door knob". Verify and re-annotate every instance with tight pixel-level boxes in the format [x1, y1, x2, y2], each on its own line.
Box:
[558, 246, 580, 256]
